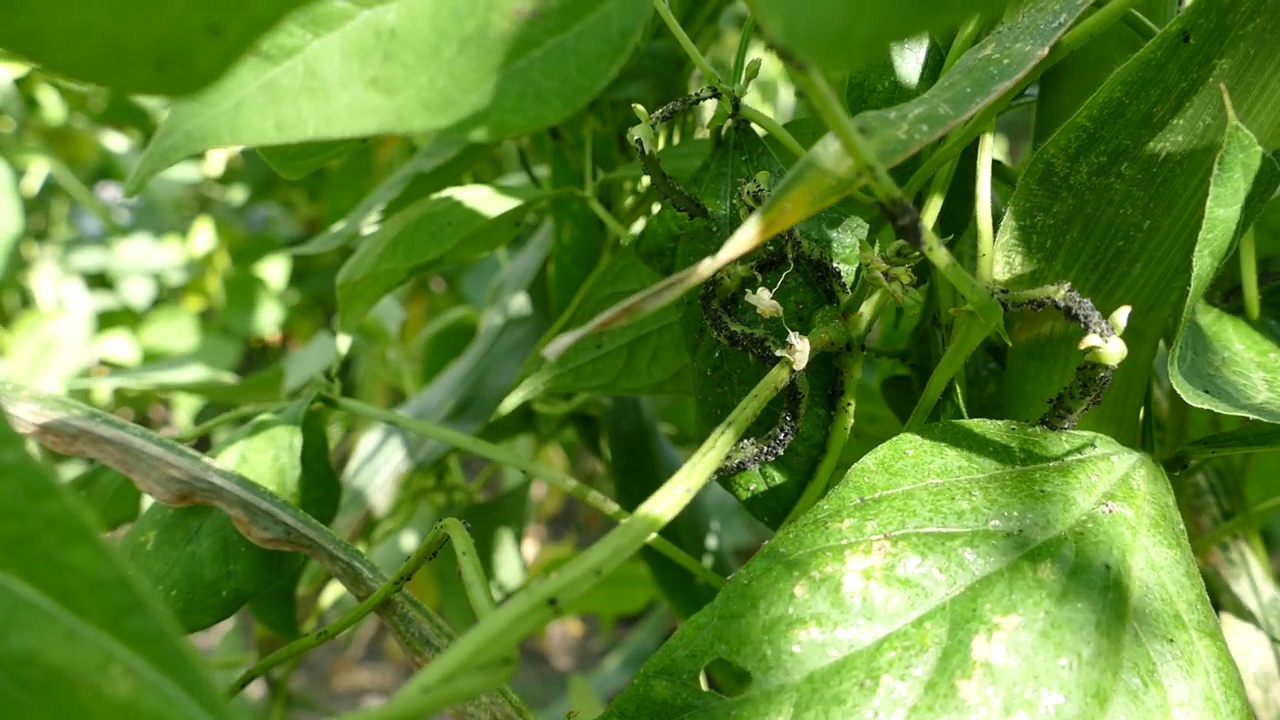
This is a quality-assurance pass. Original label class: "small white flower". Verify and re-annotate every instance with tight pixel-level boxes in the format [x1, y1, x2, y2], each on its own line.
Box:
[775, 330, 811, 371]
[745, 286, 784, 318]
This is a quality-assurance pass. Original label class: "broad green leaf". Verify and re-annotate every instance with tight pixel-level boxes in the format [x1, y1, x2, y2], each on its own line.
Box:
[744, 0, 1012, 75]
[0, 1, 309, 95]
[250, 405, 342, 637]
[257, 139, 363, 180]
[122, 399, 311, 631]
[0, 157, 21, 278]
[1168, 112, 1280, 422]
[499, 248, 693, 414]
[994, 0, 1280, 436]
[0, 416, 237, 719]
[69, 464, 141, 531]
[1171, 305, 1280, 422]
[124, 0, 652, 193]
[602, 420, 1247, 719]
[336, 183, 550, 331]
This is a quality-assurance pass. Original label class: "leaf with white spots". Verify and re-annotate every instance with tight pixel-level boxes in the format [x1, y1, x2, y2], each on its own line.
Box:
[600, 419, 1248, 719]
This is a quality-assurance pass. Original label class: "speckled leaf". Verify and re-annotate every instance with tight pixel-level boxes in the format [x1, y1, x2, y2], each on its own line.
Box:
[602, 420, 1247, 719]
[1169, 111, 1280, 422]
[124, 0, 652, 193]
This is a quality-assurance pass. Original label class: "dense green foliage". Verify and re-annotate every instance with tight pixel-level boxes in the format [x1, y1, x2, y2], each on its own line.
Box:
[2, 1, 1280, 718]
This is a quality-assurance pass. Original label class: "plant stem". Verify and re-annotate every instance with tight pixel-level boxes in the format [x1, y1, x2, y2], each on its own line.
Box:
[1239, 227, 1261, 323]
[175, 402, 283, 442]
[652, 0, 724, 86]
[1118, 6, 1160, 42]
[323, 394, 725, 589]
[229, 519, 488, 694]
[584, 193, 632, 241]
[975, 125, 996, 284]
[353, 361, 795, 720]
[790, 67, 898, 207]
[739, 104, 806, 159]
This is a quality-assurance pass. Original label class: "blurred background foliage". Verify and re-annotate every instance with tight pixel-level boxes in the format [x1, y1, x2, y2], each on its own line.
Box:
[0, 15, 783, 712]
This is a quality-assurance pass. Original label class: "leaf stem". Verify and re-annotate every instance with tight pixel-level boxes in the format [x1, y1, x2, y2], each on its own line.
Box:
[739, 104, 806, 159]
[352, 361, 795, 719]
[652, 0, 724, 86]
[583, 193, 632, 241]
[229, 518, 488, 694]
[323, 394, 725, 589]
[1239, 227, 1261, 323]
[975, 125, 996, 284]
[175, 402, 284, 442]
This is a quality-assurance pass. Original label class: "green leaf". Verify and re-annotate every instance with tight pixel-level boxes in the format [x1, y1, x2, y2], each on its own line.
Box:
[993, 0, 1280, 436]
[0, 1, 309, 95]
[500, 247, 693, 413]
[124, 0, 652, 193]
[257, 139, 364, 180]
[0, 416, 237, 719]
[602, 420, 1247, 719]
[249, 404, 342, 637]
[69, 464, 141, 531]
[0, 157, 21, 278]
[336, 183, 550, 331]
[1168, 111, 1280, 422]
[744, 0, 1012, 75]
[121, 399, 312, 632]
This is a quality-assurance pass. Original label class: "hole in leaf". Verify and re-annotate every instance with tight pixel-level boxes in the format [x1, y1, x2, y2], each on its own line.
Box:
[699, 657, 753, 698]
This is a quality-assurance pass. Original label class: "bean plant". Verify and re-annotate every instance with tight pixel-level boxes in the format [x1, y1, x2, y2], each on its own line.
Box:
[1, 0, 1279, 718]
